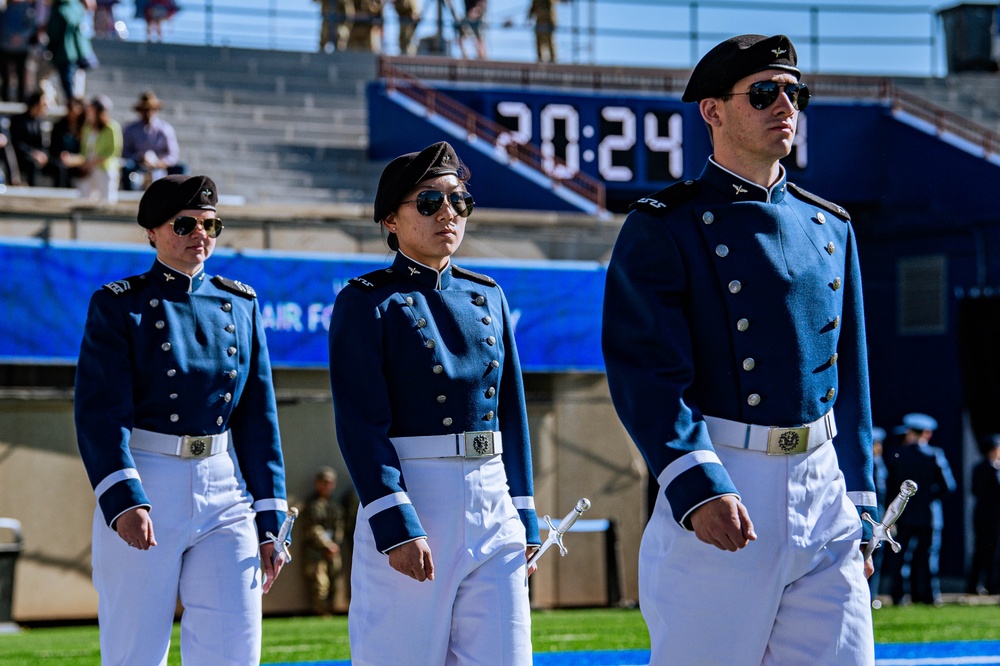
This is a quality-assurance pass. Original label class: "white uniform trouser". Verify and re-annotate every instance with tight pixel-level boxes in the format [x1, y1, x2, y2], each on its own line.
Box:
[640, 440, 875, 666]
[349, 455, 531, 666]
[92, 447, 262, 666]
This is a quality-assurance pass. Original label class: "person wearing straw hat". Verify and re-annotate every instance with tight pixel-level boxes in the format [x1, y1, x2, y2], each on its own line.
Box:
[121, 90, 186, 191]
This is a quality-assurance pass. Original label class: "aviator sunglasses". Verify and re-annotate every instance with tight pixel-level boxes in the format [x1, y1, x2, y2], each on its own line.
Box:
[400, 190, 475, 218]
[729, 81, 811, 111]
[170, 215, 224, 238]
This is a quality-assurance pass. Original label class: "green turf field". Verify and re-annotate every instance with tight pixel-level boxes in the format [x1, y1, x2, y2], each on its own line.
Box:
[2, 604, 999, 665]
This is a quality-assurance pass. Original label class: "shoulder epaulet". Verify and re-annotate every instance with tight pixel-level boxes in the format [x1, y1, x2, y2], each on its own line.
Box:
[787, 183, 850, 221]
[347, 268, 397, 292]
[630, 180, 701, 216]
[101, 274, 149, 296]
[451, 265, 497, 287]
[212, 275, 257, 299]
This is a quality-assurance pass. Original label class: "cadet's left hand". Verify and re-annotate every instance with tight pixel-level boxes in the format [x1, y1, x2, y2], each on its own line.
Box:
[526, 545, 539, 577]
[261, 542, 286, 594]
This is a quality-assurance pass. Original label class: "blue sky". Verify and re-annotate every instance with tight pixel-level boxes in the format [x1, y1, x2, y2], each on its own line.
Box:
[125, 0, 982, 77]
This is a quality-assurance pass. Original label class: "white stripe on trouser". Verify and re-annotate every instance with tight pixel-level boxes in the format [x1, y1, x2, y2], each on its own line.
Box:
[349, 456, 531, 666]
[92, 447, 262, 666]
[640, 440, 875, 666]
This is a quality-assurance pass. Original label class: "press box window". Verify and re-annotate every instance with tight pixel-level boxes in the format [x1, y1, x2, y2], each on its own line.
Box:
[898, 255, 948, 335]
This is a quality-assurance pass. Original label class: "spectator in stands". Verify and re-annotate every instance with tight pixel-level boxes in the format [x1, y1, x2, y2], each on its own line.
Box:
[93, 0, 121, 40]
[61, 95, 122, 203]
[75, 174, 289, 665]
[345, 0, 383, 52]
[121, 90, 186, 191]
[527, 0, 556, 63]
[328, 141, 540, 665]
[1, 0, 39, 103]
[299, 466, 345, 616]
[50, 95, 86, 187]
[45, 0, 97, 104]
[967, 435, 1000, 595]
[10, 89, 64, 186]
[394, 0, 420, 56]
[138, 0, 180, 42]
[315, 0, 347, 52]
[456, 0, 487, 59]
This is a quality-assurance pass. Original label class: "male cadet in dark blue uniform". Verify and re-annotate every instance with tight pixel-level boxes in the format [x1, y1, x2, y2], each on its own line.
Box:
[884, 412, 956, 606]
[75, 175, 289, 665]
[603, 35, 877, 665]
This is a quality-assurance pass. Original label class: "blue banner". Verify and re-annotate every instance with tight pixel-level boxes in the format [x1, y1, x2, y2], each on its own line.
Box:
[0, 240, 607, 372]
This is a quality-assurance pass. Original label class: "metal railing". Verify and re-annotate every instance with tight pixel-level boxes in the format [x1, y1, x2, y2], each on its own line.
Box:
[380, 59, 607, 212]
[105, 0, 945, 76]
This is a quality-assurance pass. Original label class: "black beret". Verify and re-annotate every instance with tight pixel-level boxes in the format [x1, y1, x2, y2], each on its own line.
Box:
[682, 34, 800, 103]
[137, 175, 218, 229]
[373, 141, 462, 223]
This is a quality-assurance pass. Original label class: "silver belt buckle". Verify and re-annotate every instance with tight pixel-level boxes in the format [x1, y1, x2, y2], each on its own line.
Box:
[181, 435, 212, 459]
[463, 431, 495, 457]
[766, 426, 810, 455]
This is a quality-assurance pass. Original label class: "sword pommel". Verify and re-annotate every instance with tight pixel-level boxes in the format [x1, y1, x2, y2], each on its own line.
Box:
[576, 498, 592, 513]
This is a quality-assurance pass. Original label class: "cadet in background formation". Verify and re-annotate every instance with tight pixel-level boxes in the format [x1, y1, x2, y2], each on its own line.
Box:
[75, 175, 289, 665]
[884, 412, 956, 606]
[300, 466, 346, 616]
[603, 34, 877, 664]
[328, 141, 540, 665]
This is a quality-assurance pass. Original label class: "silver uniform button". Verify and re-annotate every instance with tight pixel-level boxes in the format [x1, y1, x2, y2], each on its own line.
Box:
[161, 342, 172, 351]
[742, 358, 755, 371]
[728, 280, 742, 294]
[404, 296, 414, 306]
[443, 417, 453, 426]
[416, 318, 427, 328]
[826, 388, 837, 401]
[149, 299, 159, 307]
[830, 353, 839, 366]
[737, 318, 750, 332]
[816, 212, 827, 225]
[437, 395, 447, 403]
[484, 411, 494, 420]
[833, 315, 841, 329]
[216, 416, 224, 426]
[170, 414, 179, 422]
[425, 339, 436, 349]
[224, 393, 232, 402]
[225, 324, 235, 333]
[831, 277, 842, 291]
[169, 393, 178, 400]
[474, 296, 486, 306]
[229, 369, 238, 379]
[222, 303, 232, 312]
[486, 386, 496, 398]
[227, 346, 237, 356]
[490, 360, 500, 369]
[702, 211, 715, 225]
[433, 365, 444, 374]
[715, 245, 729, 258]
[167, 369, 176, 377]
[747, 393, 761, 407]
[826, 242, 835, 255]
[155, 320, 165, 329]
[486, 336, 496, 346]
[482, 316, 492, 325]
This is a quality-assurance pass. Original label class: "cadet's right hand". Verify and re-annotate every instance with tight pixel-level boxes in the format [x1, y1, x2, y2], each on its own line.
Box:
[388, 538, 435, 582]
[115, 507, 157, 551]
[690, 496, 756, 552]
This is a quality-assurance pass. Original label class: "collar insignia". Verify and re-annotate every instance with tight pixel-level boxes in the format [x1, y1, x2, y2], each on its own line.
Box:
[408, 266, 421, 276]
[772, 47, 787, 57]
[732, 184, 748, 196]
[163, 272, 176, 281]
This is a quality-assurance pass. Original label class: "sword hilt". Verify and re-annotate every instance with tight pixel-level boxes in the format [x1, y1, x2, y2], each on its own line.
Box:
[862, 480, 917, 558]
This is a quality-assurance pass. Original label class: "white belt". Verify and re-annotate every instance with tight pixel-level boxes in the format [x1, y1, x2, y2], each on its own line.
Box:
[390, 431, 503, 459]
[130, 428, 230, 459]
[703, 409, 836, 455]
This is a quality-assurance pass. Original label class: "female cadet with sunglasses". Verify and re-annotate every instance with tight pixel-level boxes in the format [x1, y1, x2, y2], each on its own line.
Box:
[328, 142, 540, 665]
[603, 35, 877, 664]
[75, 175, 290, 665]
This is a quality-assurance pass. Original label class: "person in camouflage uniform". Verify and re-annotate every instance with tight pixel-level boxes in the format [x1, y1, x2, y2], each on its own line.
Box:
[300, 467, 346, 615]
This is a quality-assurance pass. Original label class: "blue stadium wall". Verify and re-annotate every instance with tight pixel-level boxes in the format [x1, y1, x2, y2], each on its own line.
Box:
[368, 80, 1000, 582]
